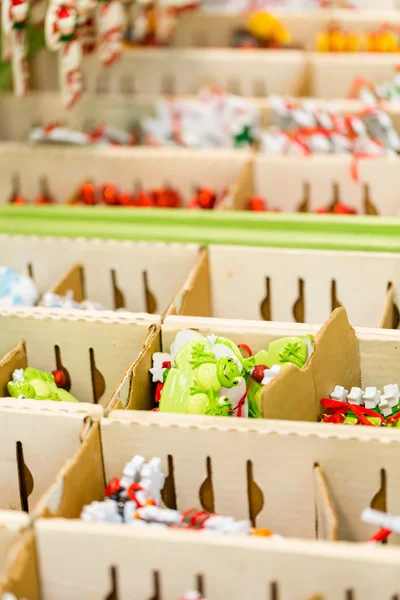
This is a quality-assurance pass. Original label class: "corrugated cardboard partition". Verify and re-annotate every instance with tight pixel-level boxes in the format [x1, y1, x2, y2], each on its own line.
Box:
[261, 308, 360, 421]
[0, 530, 40, 600]
[253, 155, 400, 217]
[26, 522, 400, 600]
[37, 411, 400, 545]
[0, 144, 249, 207]
[172, 9, 400, 50]
[0, 309, 152, 405]
[0, 512, 29, 578]
[0, 398, 102, 513]
[0, 235, 199, 315]
[0, 92, 157, 142]
[174, 245, 400, 328]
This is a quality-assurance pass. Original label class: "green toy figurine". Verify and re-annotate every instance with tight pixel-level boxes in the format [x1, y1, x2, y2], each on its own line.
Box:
[7, 367, 79, 402]
[150, 330, 314, 418]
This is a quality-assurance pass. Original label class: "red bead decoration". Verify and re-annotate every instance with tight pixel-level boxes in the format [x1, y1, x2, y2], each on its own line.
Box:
[10, 194, 27, 205]
[136, 191, 154, 207]
[248, 196, 266, 212]
[52, 369, 67, 388]
[197, 188, 216, 210]
[119, 191, 134, 206]
[102, 184, 119, 206]
[78, 182, 97, 205]
[251, 364, 269, 384]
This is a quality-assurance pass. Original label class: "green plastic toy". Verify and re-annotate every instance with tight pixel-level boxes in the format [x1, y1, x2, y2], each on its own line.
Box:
[7, 367, 79, 402]
[150, 330, 314, 418]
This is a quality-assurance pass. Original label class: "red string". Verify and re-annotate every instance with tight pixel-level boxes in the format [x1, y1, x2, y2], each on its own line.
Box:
[232, 383, 251, 418]
[368, 528, 392, 543]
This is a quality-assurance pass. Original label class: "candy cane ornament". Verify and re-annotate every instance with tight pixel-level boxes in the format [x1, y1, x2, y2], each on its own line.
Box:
[2, 0, 30, 96]
[45, 0, 83, 109]
[97, 0, 125, 67]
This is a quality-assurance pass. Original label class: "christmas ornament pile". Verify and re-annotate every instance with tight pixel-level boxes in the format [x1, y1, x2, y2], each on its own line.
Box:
[321, 383, 400, 427]
[141, 88, 259, 149]
[7, 366, 79, 402]
[42, 290, 106, 311]
[260, 96, 400, 156]
[81, 454, 275, 537]
[0, 266, 38, 307]
[150, 329, 314, 417]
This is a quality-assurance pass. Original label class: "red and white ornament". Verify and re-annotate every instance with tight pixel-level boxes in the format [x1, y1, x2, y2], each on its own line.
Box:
[45, 0, 83, 108]
[1, 0, 30, 96]
[96, 0, 124, 67]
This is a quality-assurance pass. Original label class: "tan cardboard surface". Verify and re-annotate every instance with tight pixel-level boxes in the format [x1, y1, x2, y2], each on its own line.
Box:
[0, 341, 27, 397]
[173, 248, 211, 319]
[0, 512, 29, 575]
[48, 262, 84, 302]
[0, 531, 40, 600]
[0, 310, 151, 405]
[34, 518, 400, 600]
[0, 235, 200, 315]
[35, 423, 105, 520]
[103, 413, 400, 543]
[0, 400, 101, 512]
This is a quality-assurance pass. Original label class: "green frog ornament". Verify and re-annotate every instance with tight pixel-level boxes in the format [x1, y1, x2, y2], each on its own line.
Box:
[150, 330, 314, 418]
[7, 367, 79, 402]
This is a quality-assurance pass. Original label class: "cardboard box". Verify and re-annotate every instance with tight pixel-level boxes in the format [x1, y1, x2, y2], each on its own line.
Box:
[0, 145, 250, 208]
[25, 414, 400, 543]
[0, 235, 200, 315]
[169, 246, 399, 328]
[173, 8, 400, 50]
[0, 399, 102, 513]
[107, 307, 400, 423]
[0, 309, 153, 406]
[4, 519, 400, 600]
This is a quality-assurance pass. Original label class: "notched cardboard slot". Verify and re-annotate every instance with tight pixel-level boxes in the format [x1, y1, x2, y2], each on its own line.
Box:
[270, 581, 279, 600]
[196, 574, 205, 597]
[363, 183, 379, 216]
[345, 591, 354, 600]
[16, 441, 34, 513]
[148, 570, 161, 600]
[370, 468, 387, 516]
[297, 181, 310, 213]
[27, 263, 34, 280]
[143, 270, 157, 314]
[104, 565, 119, 600]
[111, 269, 126, 310]
[199, 456, 215, 514]
[260, 277, 272, 321]
[161, 454, 177, 510]
[54, 344, 71, 392]
[331, 280, 342, 311]
[313, 464, 338, 542]
[380, 283, 400, 330]
[292, 278, 305, 323]
[89, 347, 106, 405]
[247, 460, 264, 528]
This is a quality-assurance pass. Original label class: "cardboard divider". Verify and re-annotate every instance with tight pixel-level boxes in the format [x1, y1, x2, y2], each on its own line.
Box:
[0, 144, 250, 208]
[172, 9, 400, 51]
[0, 398, 102, 513]
[252, 155, 400, 217]
[46, 263, 85, 303]
[0, 309, 153, 406]
[4, 519, 400, 600]
[174, 245, 400, 328]
[0, 235, 200, 316]
[0, 512, 30, 579]
[30, 411, 400, 545]
[0, 530, 40, 600]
